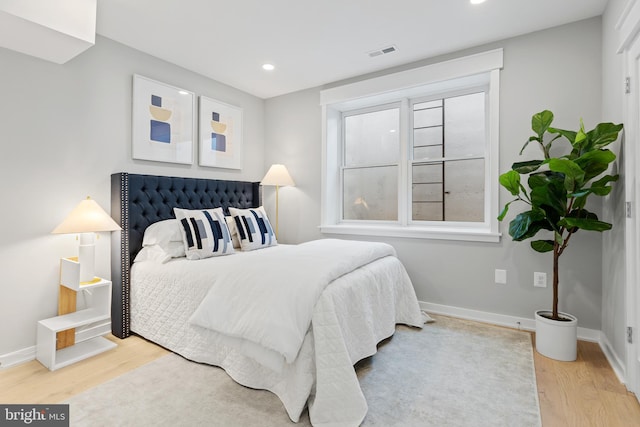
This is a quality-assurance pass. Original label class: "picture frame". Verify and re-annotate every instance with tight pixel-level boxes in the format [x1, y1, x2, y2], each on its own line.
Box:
[132, 75, 195, 164]
[198, 96, 243, 169]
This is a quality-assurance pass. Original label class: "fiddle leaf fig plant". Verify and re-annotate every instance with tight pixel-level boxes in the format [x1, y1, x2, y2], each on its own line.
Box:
[498, 110, 623, 320]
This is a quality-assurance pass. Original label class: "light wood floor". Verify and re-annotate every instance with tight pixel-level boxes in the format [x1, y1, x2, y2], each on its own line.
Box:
[1, 331, 639, 426]
[0, 335, 169, 404]
[533, 336, 640, 426]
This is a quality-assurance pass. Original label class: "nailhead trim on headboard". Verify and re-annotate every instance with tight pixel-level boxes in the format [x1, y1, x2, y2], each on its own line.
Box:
[110, 172, 261, 339]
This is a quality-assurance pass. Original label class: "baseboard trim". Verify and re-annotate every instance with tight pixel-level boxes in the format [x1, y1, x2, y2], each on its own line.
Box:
[0, 346, 36, 370]
[420, 301, 601, 342]
[599, 332, 627, 385]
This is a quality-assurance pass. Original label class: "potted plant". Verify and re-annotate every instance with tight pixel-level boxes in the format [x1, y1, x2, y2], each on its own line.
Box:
[498, 110, 623, 361]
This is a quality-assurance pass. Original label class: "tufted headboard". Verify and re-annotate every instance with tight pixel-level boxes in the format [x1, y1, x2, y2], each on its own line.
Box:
[110, 172, 261, 339]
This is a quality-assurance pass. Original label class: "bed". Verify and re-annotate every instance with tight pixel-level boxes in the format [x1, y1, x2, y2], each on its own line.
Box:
[110, 172, 425, 427]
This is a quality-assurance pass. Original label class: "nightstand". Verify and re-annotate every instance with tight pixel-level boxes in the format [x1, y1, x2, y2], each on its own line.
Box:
[36, 257, 116, 370]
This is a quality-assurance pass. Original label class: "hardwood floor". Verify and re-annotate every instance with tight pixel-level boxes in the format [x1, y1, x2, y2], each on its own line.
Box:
[1, 329, 639, 426]
[0, 335, 168, 404]
[533, 337, 640, 426]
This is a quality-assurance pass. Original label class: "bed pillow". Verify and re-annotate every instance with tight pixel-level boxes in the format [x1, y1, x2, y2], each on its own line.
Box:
[225, 216, 241, 249]
[141, 219, 186, 258]
[134, 245, 172, 264]
[142, 219, 182, 246]
[174, 207, 235, 259]
[228, 206, 277, 251]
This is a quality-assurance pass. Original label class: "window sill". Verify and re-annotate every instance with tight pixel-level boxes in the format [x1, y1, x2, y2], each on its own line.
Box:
[320, 224, 501, 243]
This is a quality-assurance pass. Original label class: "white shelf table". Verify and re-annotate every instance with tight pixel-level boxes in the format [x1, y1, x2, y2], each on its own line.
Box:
[36, 258, 116, 370]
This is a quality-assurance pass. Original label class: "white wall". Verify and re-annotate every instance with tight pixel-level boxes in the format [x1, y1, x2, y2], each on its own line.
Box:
[601, 0, 629, 372]
[0, 36, 265, 356]
[0, 15, 616, 363]
[265, 18, 606, 330]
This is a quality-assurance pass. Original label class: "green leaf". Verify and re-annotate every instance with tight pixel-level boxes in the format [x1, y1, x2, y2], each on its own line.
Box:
[554, 232, 564, 245]
[498, 199, 518, 221]
[548, 158, 585, 192]
[528, 173, 549, 189]
[573, 149, 616, 181]
[509, 210, 547, 241]
[512, 160, 545, 174]
[530, 173, 567, 216]
[531, 110, 554, 137]
[568, 189, 591, 198]
[531, 240, 554, 253]
[548, 127, 577, 144]
[587, 122, 624, 150]
[499, 170, 521, 196]
[573, 195, 587, 210]
[573, 119, 588, 150]
[589, 186, 612, 196]
[592, 174, 619, 187]
[586, 174, 619, 196]
[560, 217, 612, 232]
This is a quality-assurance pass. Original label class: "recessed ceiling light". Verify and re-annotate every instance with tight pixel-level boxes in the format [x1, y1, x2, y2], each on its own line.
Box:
[262, 63, 275, 71]
[470, 0, 486, 4]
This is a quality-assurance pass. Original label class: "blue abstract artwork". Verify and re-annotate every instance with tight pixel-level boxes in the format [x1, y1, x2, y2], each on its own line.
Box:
[149, 95, 172, 143]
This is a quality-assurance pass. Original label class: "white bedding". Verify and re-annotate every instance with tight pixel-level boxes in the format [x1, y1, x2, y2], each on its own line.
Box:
[130, 241, 425, 427]
[190, 239, 396, 365]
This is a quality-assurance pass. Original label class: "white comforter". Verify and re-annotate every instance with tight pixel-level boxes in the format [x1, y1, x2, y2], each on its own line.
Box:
[130, 240, 425, 426]
[189, 239, 395, 365]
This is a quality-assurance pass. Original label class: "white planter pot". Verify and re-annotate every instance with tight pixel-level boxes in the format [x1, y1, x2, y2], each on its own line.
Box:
[534, 310, 577, 362]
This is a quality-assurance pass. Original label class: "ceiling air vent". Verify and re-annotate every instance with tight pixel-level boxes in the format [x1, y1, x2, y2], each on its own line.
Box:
[368, 45, 398, 58]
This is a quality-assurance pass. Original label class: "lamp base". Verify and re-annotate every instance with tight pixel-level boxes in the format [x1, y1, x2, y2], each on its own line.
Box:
[78, 232, 95, 282]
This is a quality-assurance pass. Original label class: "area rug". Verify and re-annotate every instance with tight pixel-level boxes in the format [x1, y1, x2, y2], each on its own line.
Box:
[65, 315, 541, 426]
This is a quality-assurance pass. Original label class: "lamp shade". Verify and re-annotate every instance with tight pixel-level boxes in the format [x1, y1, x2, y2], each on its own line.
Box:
[52, 197, 121, 234]
[260, 164, 295, 187]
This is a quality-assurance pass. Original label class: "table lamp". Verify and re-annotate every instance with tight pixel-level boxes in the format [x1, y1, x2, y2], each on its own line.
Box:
[52, 196, 121, 282]
[260, 164, 295, 238]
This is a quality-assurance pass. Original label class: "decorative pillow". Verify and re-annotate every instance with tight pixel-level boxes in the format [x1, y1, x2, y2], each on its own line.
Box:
[141, 219, 186, 259]
[228, 206, 277, 251]
[225, 216, 241, 249]
[174, 207, 235, 259]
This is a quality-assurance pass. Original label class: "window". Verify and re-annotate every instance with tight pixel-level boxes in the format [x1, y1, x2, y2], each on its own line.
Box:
[411, 92, 485, 222]
[343, 105, 400, 221]
[321, 49, 503, 242]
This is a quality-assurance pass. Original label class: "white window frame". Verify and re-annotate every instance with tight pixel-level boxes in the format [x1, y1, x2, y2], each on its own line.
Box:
[320, 49, 503, 242]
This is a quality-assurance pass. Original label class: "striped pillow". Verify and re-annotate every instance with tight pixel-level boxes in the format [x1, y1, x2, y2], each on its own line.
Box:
[174, 207, 235, 259]
[228, 206, 277, 251]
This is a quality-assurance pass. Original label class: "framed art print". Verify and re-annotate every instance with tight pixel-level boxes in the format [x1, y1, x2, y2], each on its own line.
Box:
[198, 96, 243, 169]
[132, 75, 195, 164]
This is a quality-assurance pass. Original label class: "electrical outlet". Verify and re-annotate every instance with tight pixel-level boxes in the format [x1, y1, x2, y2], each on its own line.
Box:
[534, 272, 547, 288]
[495, 269, 507, 284]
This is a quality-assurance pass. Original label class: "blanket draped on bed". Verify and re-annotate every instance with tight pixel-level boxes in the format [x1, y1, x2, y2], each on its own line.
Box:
[189, 239, 395, 365]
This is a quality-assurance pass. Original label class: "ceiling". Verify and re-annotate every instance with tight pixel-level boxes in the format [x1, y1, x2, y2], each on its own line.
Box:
[96, 0, 609, 99]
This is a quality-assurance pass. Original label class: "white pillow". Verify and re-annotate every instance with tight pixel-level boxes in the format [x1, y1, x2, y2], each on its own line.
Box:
[225, 216, 241, 249]
[141, 219, 185, 259]
[228, 206, 277, 251]
[174, 207, 235, 259]
[134, 245, 172, 264]
[142, 219, 183, 246]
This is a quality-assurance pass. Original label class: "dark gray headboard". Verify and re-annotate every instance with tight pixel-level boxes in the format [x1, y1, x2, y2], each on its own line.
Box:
[110, 172, 261, 338]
